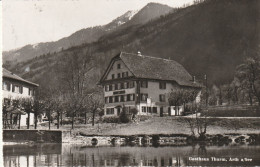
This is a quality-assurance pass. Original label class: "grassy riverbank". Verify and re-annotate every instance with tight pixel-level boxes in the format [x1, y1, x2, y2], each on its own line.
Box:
[24, 116, 260, 136]
[63, 116, 260, 136]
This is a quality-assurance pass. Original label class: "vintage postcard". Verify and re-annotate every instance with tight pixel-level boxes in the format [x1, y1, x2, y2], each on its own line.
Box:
[1, 0, 260, 166]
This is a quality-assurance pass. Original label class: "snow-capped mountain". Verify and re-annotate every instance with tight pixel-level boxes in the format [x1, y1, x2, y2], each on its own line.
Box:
[3, 3, 173, 64]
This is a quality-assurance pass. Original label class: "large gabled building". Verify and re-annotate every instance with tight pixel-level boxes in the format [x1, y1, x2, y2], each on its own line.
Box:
[2, 68, 39, 128]
[99, 52, 202, 116]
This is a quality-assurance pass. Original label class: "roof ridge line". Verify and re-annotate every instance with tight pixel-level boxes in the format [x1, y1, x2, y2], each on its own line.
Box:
[120, 51, 177, 62]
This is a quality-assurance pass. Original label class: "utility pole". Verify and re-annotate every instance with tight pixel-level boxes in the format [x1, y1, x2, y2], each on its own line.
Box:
[205, 74, 208, 107]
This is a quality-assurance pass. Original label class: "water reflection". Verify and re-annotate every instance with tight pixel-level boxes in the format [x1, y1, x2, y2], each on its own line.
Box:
[4, 144, 260, 167]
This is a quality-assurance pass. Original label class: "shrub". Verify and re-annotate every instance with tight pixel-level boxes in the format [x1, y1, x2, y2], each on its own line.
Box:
[99, 109, 104, 117]
[119, 109, 131, 123]
[130, 108, 138, 119]
[138, 115, 151, 122]
[60, 118, 72, 125]
[102, 116, 119, 123]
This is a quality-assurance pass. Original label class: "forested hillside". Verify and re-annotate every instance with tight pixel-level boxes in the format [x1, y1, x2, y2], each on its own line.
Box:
[4, 0, 260, 92]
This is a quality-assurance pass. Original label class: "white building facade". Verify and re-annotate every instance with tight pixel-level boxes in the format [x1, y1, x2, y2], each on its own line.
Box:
[2, 68, 39, 127]
[99, 52, 202, 116]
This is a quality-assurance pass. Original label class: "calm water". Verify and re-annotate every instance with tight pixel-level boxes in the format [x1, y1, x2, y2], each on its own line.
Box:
[3, 144, 260, 167]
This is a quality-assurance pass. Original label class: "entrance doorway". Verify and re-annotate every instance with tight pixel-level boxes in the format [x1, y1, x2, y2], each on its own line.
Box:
[168, 107, 171, 116]
[117, 108, 121, 116]
[160, 107, 164, 117]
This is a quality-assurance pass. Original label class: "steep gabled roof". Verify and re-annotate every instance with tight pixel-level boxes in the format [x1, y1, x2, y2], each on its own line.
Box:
[3, 68, 39, 87]
[100, 52, 202, 88]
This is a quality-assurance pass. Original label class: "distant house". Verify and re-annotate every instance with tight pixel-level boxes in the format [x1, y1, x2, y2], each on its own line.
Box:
[2, 68, 39, 128]
[99, 52, 202, 116]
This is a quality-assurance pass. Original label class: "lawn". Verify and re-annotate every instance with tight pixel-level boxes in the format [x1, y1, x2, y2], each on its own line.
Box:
[201, 105, 260, 117]
[71, 116, 260, 136]
[24, 115, 260, 136]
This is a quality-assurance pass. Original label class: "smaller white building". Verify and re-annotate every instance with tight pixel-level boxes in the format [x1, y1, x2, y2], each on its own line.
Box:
[2, 68, 39, 128]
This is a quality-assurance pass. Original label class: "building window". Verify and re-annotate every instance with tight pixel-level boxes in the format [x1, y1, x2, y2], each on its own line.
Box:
[29, 89, 35, 96]
[115, 96, 119, 103]
[124, 82, 129, 89]
[117, 73, 121, 78]
[127, 94, 131, 101]
[107, 108, 114, 115]
[12, 85, 20, 93]
[140, 81, 148, 88]
[109, 96, 113, 103]
[120, 83, 124, 89]
[108, 85, 113, 91]
[120, 95, 125, 102]
[19, 86, 23, 94]
[105, 85, 109, 92]
[153, 107, 157, 113]
[122, 72, 129, 78]
[117, 64, 121, 69]
[147, 107, 152, 113]
[112, 74, 115, 79]
[105, 97, 108, 104]
[142, 107, 146, 113]
[115, 83, 118, 90]
[2, 82, 11, 91]
[131, 94, 135, 101]
[141, 94, 148, 101]
[159, 82, 166, 89]
[129, 81, 135, 88]
[159, 94, 166, 102]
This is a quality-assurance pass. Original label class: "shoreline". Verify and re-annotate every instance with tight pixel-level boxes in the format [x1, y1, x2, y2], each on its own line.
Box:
[3, 132, 260, 146]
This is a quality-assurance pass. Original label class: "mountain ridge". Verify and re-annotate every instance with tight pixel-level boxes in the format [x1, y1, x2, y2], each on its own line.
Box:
[4, 0, 259, 92]
[3, 2, 173, 64]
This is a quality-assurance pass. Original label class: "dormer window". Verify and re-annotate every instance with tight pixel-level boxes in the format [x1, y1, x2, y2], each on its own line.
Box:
[140, 81, 148, 88]
[117, 64, 121, 69]
[122, 72, 129, 78]
[117, 73, 121, 78]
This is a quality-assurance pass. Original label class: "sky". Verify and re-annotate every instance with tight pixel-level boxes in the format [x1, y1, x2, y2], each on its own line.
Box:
[2, 0, 194, 51]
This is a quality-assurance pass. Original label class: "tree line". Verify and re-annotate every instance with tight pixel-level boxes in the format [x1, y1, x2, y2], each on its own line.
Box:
[3, 50, 104, 130]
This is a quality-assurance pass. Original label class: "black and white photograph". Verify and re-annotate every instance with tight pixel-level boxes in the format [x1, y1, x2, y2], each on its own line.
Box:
[1, 0, 260, 166]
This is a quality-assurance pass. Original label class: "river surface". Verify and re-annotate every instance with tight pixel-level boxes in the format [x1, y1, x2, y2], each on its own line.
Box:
[3, 144, 260, 167]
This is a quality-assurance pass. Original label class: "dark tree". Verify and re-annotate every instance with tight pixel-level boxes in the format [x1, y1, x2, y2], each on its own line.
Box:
[236, 55, 260, 106]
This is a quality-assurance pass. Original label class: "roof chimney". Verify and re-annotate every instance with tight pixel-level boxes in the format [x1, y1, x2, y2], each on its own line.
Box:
[137, 51, 141, 56]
